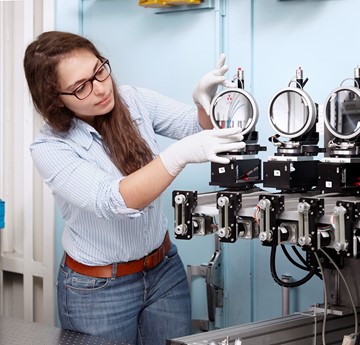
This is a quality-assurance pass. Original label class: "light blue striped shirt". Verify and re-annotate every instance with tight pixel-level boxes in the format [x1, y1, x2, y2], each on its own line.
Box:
[30, 85, 202, 265]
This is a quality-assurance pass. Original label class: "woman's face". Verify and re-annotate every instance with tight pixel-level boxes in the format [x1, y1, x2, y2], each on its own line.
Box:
[57, 50, 115, 126]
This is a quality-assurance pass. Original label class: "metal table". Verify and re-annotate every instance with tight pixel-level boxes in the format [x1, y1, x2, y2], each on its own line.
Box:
[0, 316, 128, 345]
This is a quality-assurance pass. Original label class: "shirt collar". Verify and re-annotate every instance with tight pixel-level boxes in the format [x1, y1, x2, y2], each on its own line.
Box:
[69, 118, 101, 150]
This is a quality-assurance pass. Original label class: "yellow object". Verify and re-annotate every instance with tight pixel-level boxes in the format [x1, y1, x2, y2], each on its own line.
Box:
[165, 0, 202, 4]
[138, 0, 171, 8]
[138, 0, 202, 7]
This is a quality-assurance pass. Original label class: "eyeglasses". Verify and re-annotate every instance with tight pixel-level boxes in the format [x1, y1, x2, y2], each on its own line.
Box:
[59, 59, 112, 100]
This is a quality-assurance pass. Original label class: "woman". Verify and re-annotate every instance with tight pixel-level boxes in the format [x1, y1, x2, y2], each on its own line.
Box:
[23, 31, 244, 345]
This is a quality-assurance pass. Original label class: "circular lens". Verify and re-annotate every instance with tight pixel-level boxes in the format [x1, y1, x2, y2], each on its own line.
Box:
[75, 81, 93, 100]
[210, 88, 258, 135]
[324, 87, 360, 140]
[268, 87, 316, 138]
[96, 62, 111, 81]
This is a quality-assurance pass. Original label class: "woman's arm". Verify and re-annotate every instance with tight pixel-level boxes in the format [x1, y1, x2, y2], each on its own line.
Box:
[119, 128, 245, 209]
[198, 107, 213, 129]
[119, 156, 174, 210]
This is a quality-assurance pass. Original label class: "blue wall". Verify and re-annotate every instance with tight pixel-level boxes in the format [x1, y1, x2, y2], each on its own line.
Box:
[55, 0, 360, 328]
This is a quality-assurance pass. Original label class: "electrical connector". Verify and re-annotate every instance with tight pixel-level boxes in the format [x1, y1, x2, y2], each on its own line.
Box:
[342, 334, 359, 345]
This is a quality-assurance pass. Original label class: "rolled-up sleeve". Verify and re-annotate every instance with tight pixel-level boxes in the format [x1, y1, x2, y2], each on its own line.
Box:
[30, 137, 142, 220]
[107, 177, 143, 217]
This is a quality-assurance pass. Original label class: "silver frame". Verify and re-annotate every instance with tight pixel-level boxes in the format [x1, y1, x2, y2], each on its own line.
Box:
[323, 86, 360, 140]
[210, 88, 259, 136]
[268, 87, 317, 139]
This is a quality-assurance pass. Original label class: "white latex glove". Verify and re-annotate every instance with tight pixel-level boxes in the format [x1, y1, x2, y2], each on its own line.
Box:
[159, 127, 245, 177]
[192, 53, 236, 115]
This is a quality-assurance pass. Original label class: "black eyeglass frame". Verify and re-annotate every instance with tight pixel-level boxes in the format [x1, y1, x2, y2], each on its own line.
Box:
[59, 59, 112, 100]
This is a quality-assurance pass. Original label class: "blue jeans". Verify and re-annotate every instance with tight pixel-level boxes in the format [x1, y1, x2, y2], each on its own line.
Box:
[57, 243, 191, 345]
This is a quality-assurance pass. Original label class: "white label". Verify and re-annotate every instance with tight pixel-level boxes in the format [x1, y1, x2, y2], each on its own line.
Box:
[219, 167, 226, 174]
[316, 104, 324, 134]
[274, 170, 281, 176]
[325, 181, 332, 188]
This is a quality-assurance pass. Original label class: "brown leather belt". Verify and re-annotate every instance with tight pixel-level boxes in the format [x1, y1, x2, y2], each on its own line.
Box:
[65, 232, 171, 278]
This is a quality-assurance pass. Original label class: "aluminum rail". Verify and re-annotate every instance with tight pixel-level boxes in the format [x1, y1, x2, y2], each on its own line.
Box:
[167, 311, 359, 345]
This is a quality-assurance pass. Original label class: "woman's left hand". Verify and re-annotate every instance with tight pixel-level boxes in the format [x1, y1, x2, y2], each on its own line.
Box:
[192, 54, 236, 115]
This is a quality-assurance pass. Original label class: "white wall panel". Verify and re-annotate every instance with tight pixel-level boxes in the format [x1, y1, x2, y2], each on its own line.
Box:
[0, 0, 56, 326]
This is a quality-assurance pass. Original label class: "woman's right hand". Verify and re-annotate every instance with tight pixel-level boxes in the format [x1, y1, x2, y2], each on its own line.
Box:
[159, 127, 245, 177]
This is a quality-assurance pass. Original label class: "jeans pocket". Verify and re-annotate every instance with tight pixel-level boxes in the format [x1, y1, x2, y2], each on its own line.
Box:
[164, 243, 179, 262]
[57, 265, 68, 287]
[66, 270, 110, 294]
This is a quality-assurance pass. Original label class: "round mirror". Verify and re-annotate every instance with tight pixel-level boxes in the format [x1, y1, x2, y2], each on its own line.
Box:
[268, 87, 316, 138]
[324, 86, 360, 140]
[210, 88, 258, 135]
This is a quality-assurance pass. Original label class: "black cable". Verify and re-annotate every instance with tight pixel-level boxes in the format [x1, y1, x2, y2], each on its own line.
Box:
[281, 244, 309, 271]
[281, 245, 322, 279]
[291, 245, 307, 265]
[270, 245, 317, 288]
[291, 246, 323, 280]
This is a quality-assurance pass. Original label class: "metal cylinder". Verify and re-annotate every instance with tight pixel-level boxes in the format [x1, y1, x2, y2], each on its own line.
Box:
[282, 275, 292, 316]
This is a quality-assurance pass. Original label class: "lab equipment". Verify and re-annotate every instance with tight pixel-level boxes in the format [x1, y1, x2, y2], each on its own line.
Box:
[169, 67, 360, 344]
[263, 67, 323, 191]
[208, 68, 266, 189]
[319, 67, 360, 192]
